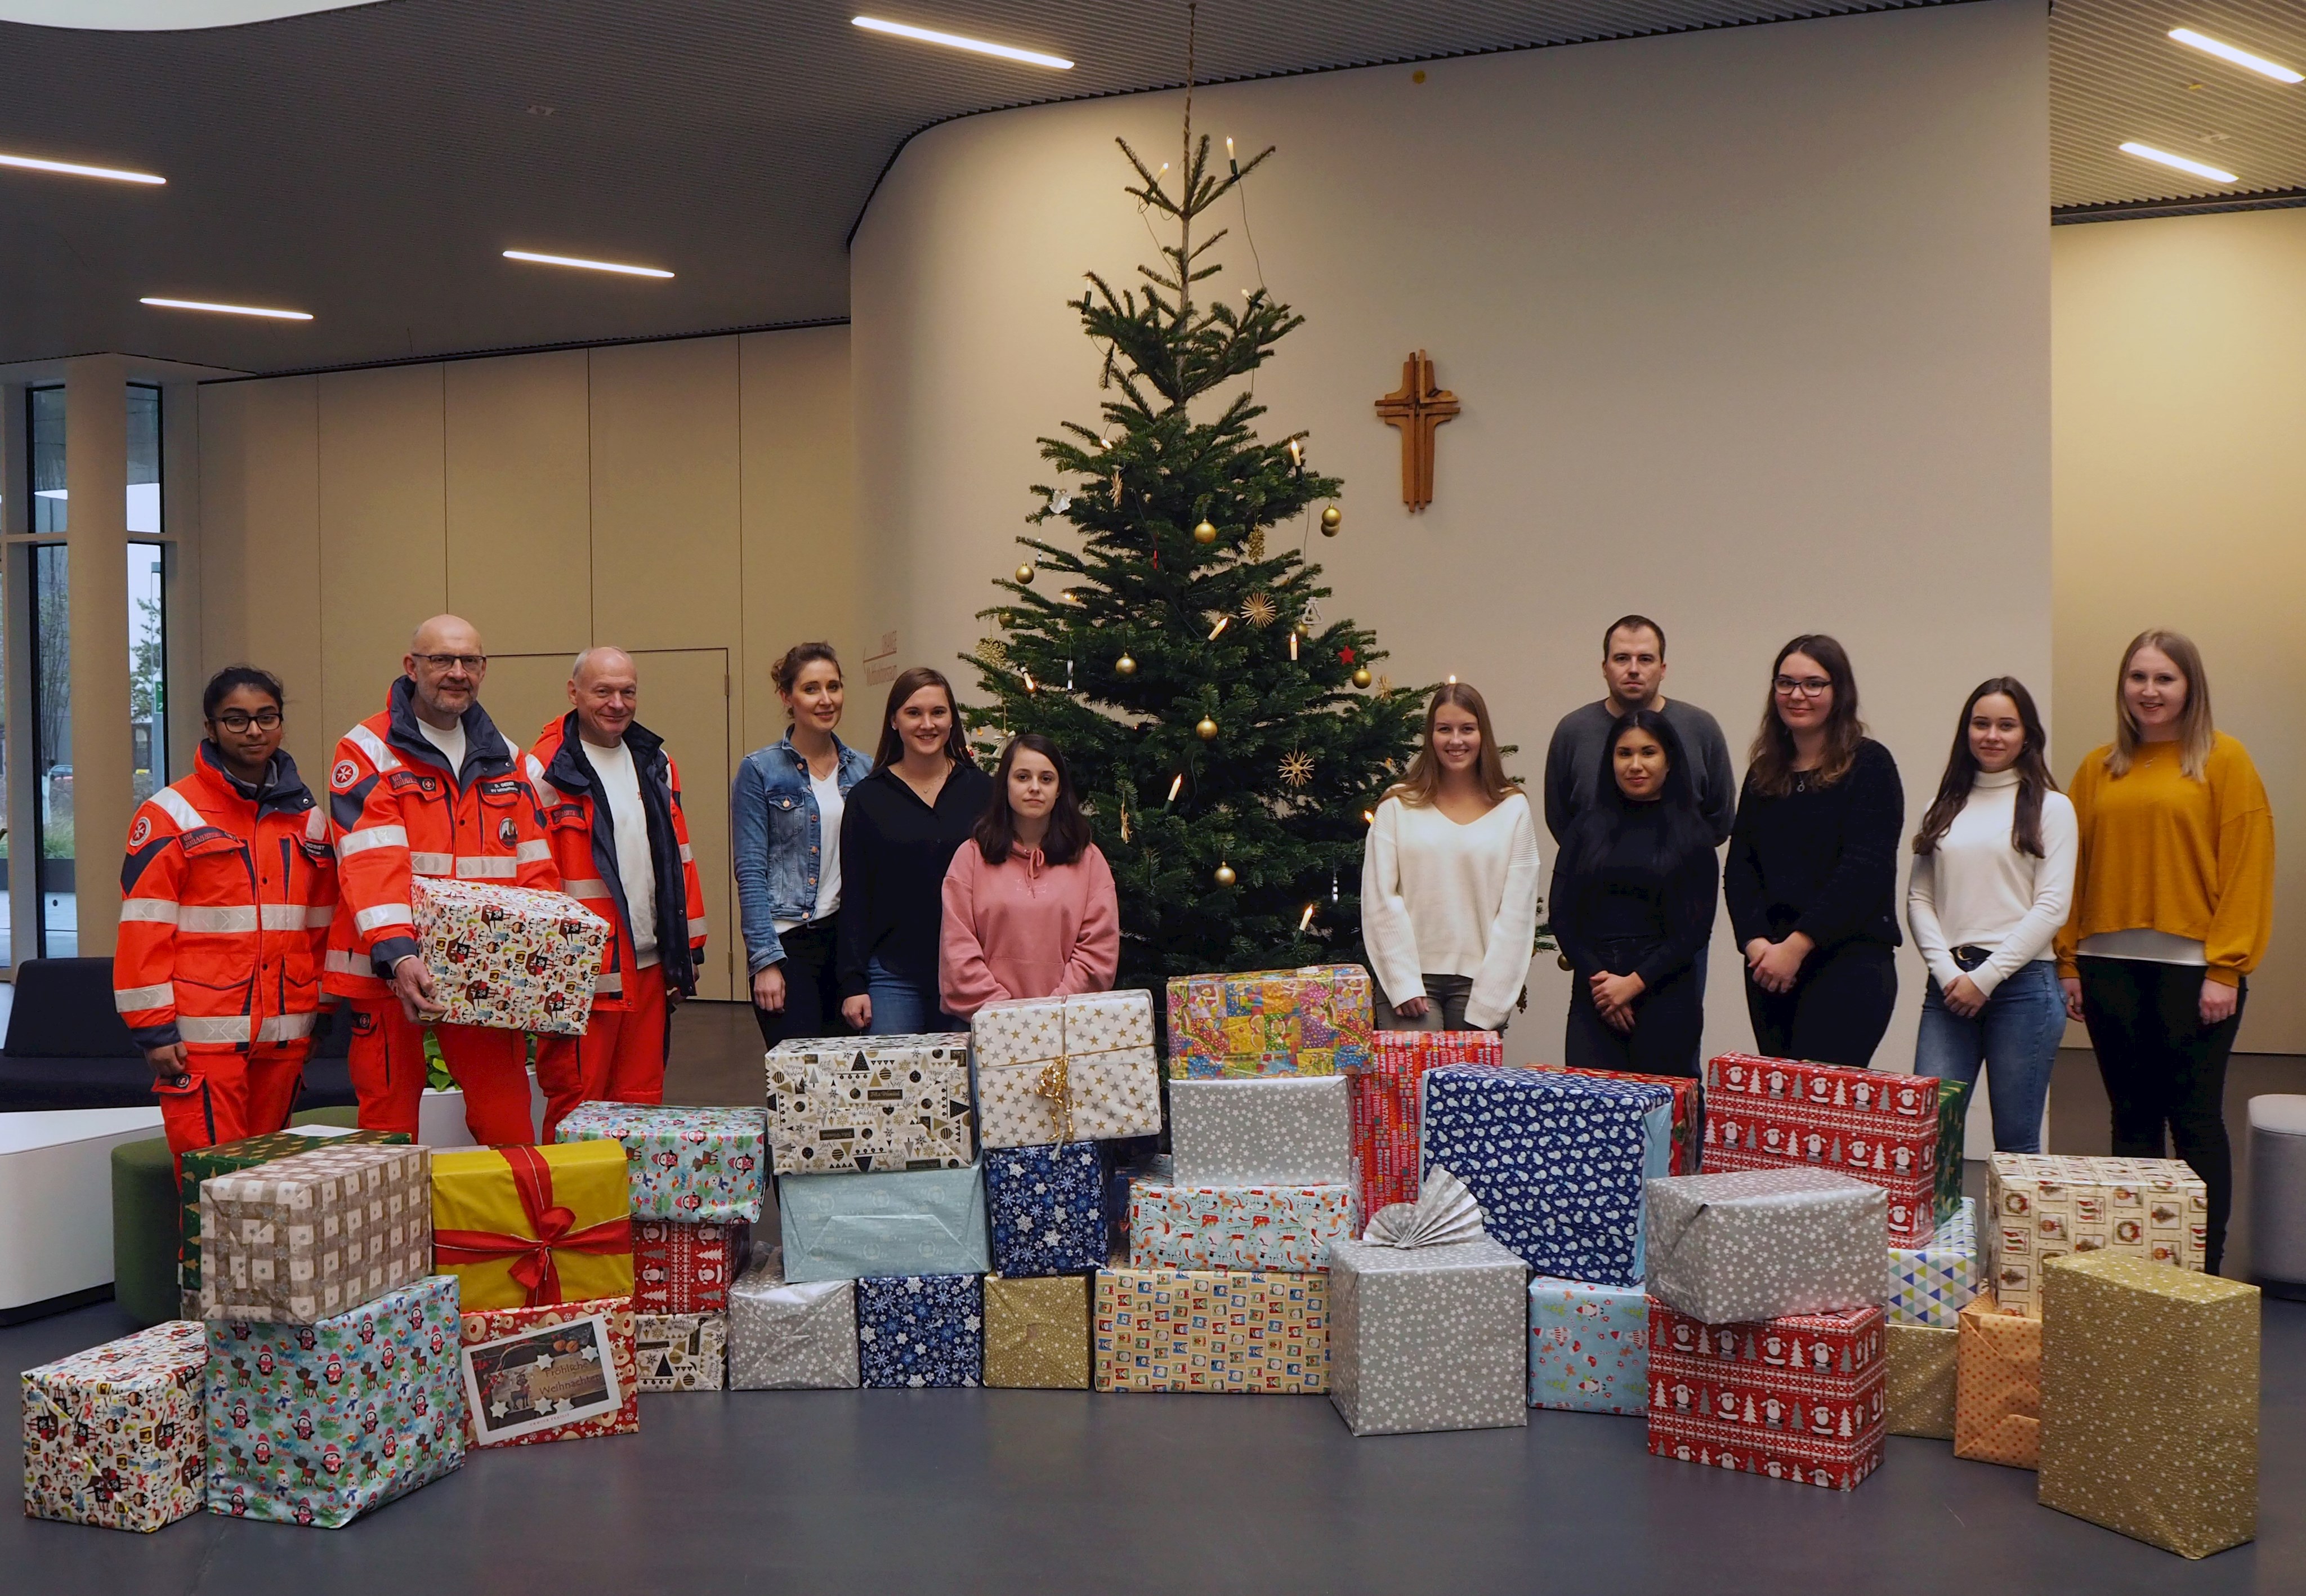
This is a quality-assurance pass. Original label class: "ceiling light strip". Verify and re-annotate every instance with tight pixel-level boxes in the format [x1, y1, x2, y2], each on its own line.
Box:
[141, 297, 312, 320]
[851, 15, 1072, 69]
[2118, 141, 2238, 185]
[2168, 28, 2303, 84]
[503, 249, 674, 278]
[1, 151, 165, 184]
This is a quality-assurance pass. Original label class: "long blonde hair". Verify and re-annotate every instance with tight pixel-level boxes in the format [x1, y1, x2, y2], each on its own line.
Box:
[1386, 682, 1518, 807]
[2108, 628, 2214, 780]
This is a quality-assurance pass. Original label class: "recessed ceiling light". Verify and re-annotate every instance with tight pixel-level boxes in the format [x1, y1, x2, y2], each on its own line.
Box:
[141, 296, 312, 320]
[851, 15, 1072, 69]
[2119, 141, 2238, 184]
[503, 249, 674, 279]
[0, 150, 164, 184]
[2168, 28, 2303, 84]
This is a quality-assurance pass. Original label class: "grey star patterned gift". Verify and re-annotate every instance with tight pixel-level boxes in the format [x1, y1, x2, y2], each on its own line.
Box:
[1646, 1168, 1885, 1324]
[728, 1249, 861, 1390]
[1327, 1232, 1530, 1437]
[1169, 1075, 1352, 1187]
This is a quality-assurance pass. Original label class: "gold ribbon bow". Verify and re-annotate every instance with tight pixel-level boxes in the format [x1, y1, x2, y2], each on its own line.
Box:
[1032, 1002, 1078, 1143]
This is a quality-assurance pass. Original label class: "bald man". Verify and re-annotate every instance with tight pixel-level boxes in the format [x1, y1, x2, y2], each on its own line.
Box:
[527, 647, 707, 1138]
[321, 615, 567, 1143]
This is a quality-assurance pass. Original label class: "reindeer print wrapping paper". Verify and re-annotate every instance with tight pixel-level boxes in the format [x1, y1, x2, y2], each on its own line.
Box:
[763, 1035, 975, 1174]
[199, 1142, 432, 1324]
[1644, 1168, 1884, 1324]
[1128, 1175, 1357, 1272]
[1527, 1278, 1648, 1415]
[1984, 1153, 2206, 1317]
[1646, 1300, 1886, 1492]
[973, 990, 1162, 1146]
[1170, 1075, 1353, 1187]
[556, 1102, 766, 1223]
[1165, 965, 1374, 1078]
[412, 877, 609, 1036]
[204, 1276, 466, 1528]
[22, 1321, 207, 1532]
[1328, 1233, 1529, 1437]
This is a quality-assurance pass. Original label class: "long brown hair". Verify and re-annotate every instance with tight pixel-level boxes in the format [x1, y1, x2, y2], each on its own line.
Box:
[1385, 682, 1518, 807]
[973, 733, 1091, 865]
[1746, 634, 1866, 797]
[771, 642, 841, 719]
[2108, 628, 2214, 781]
[1914, 677, 2058, 857]
[871, 667, 973, 772]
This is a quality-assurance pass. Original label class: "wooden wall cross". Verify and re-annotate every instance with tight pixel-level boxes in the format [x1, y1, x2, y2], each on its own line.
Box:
[1374, 350, 1459, 512]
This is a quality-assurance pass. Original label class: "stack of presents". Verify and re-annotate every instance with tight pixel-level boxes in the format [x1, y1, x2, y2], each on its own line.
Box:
[22, 941, 2262, 1559]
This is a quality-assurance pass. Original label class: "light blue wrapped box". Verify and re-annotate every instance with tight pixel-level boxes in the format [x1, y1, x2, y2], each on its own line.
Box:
[776, 1166, 990, 1284]
[1888, 1195, 1979, 1327]
[1527, 1277, 1648, 1414]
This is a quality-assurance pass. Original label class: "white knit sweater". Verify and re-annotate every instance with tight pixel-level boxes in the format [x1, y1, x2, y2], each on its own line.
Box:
[1906, 769, 2077, 996]
[1360, 790, 1542, 1029]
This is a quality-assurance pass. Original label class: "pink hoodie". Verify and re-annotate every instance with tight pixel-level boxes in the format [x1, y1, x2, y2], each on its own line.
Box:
[939, 841, 1120, 1020]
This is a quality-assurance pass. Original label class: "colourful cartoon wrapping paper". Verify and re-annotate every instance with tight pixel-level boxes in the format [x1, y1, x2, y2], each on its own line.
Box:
[857, 1275, 984, 1388]
[458, 1297, 638, 1447]
[1985, 1153, 2207, 1317]
[1170, 1075, 1353, 1187]
[1885, 1322, 1959, 1439]
[1128, 1175, 1356, 1272]
[555, 1102, 766, 1223]
[1353, 1032, 1503, 1218]
[1954, 1291, 2041, 1468]
[632, 1219, 750, 1313]
[199, 1142, 432, 1323]
[2038, 1253, 2258, 1559]
[205, 1276, 466, 1528]
[763, 1034, 975, 1173]
[776, 1166, 990, 1283]
[431, 1141, 635, 1311]
[1165, 964, 1374, 1078]
[1889, 1196, 1979, 1327]
[179, 1127, 410, 1311]
[973, 990, 1162, 1146]
[984, 1141, 1109, 1277]
[1704, 1053, 1945, 1244]
[1527, 1278, 1648, 1415]
[1535, 1063, 1705, 1176]
[984, 1273, 1092, 1390]
[634, 1313, 726, 1391]
[22, 1320, 207, 1532]
[728, 1250, 860, 1390]
[1093, 1267, 1329, 1393]
[1328, 1233, 1528, 1437]
[412, 876, 609, 1035]
[1646, 1300, 1887, 1492]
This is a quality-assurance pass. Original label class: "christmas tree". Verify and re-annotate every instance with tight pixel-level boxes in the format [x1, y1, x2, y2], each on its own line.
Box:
[967, 116, 1424, 995]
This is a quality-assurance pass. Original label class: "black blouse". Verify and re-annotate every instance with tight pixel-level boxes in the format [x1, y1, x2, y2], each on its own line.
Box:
[1549, 804, 1719, 991]
[834, 761, 995, 996]
[1723, 737, 1905, 952]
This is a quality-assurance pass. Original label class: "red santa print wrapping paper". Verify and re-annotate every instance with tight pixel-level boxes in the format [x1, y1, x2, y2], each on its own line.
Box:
[633, 1219, 752, 1314]
[1353, 1031, 1503, 1220]
[1647, 1300, 1887, 1492]
[1704, 1053, 1942, 1245]
[412, 877, 610, 1036]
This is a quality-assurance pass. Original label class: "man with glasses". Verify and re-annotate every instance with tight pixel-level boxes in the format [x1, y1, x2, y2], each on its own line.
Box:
[322, 614, 568, 1143]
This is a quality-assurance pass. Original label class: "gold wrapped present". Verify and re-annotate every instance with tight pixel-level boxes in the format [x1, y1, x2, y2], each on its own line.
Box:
[1986, 1154, 2206, 1316]
[1954, 1292, 2040, 1469]
[984, 1274, 1091, 1389]
[1885, 1322, 1958, 1439]
[432, 1142, 634, 1311]
[2039, 1254, 2259, 1560]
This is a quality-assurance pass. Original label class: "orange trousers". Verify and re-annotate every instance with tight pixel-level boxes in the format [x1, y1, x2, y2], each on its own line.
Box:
[540, 962, 669, 1142]
[347, 1000, 551, 1147]
[154, 1041, 310, 1167]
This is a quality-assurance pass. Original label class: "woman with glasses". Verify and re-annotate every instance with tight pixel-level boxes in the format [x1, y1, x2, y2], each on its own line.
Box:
[1724, 635, 1904, 1066]
[114, 666, 339, 1165]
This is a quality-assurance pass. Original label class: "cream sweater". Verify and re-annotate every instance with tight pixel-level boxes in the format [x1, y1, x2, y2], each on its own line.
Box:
[1906, 770, 2077, 997]
[1361, 790, 1542, 1030]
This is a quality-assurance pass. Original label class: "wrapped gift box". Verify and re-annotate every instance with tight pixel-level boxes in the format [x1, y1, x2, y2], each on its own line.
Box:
[458, 1297, 638, 1447]
[763, 1034, 973, 1174]
[857, 1275, 984, 1388]
[1885, 1322, 1959, 1439]
[1985, 1153, 2207, 1316]
[22, 1320, 206, 1532]
[1329, 1232, 1528, 1437]
[179, 1127, 410, 1312]
[431, 1142, 634, 1312]
[985, 1273, 1091, 1389]
[205, 1277, 465, 1527]
[633, 1219, 750, 1314]
[1534, 1064, 1705, 1176]
[635, 1313, 726, 1391]
[2039, 1253, 2258, 1560]
[412, 876, 609, 1035]
[973, 990, 1162, 1147]
[1353, 1032, 1502, 1219]
[1165, 965, 1374, 1078]
[1954, 1292, 2041, 1468]
[1421, 1066, 1673, 1287]
[1647, 1300, 1886, 1491]
[1128, 1174, 1356, 1272]
[199, 1142, 431, 1324]
[730, 1250, 860, 1389]
[1704, 1053, 1945, 1244]
[777, 1166, 990, 1283]
[1645, 1168, 1884, 1324]
[984, 1141, 1109, 1277]
[1093, 1267, 1328, 1393]
[1170, 1075, 1352, 1187]
[1933, 1078, 1970, 1224]
[1890, 1196, 1979, 1327]
[1528, 1278, 1648, 1415]
[556, 1102, 766, 1223]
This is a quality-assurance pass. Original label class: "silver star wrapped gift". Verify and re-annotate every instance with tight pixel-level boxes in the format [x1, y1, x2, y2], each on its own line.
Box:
[728, 1248, 860, 1389]
[1168, 1075, 1352, 1186]
[1644, 1168, 1885, 1324]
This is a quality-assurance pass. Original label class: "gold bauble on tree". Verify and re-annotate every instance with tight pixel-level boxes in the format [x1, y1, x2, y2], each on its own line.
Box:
[1115, 653, 1137, 676]
[1195, 715, 1219, 741]
[1192, 519, 1218, 545]
[1320, 505, 1342, 536]
[1214, 862, 1237, 888]
[1351, 667, 1372, 689]
[1015, 562, 1036, 584]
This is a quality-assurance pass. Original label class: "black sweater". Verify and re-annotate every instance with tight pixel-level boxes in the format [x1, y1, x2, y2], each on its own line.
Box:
[1550, 806, 1720, 993]
[835, 761, 995, 996]
[1723, 737, 1905, 953]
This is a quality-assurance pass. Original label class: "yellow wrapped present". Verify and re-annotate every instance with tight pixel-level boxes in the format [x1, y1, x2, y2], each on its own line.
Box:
[984, 1274, 1091, 1390]
[432, 1142, 634, 1311]
[1954, 1292, 2040, 1468]
[1885, 1322, 1958, 1439]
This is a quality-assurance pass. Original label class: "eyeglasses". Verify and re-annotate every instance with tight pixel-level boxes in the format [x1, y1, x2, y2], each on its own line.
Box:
[415, 654, 486, 671]
[213, 709, 283, 732]
[1773, 676, 1833, 699]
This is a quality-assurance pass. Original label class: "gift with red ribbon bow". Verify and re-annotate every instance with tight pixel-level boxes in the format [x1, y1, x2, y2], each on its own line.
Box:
[432, 1142, 634, 1311]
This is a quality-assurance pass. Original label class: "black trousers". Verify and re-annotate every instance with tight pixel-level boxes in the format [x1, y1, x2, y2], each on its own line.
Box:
[2075, 955, 2244, 1275]
[1563, 935, 1702, 1078]
[1744, 938, 1896, 1068]
[751, 915, 848, 1050]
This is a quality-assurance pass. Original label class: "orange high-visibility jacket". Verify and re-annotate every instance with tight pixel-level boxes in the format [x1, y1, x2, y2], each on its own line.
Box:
[526, 712, 708, 1008]
[115, 746, 339, 1048]
[322, 678, 562, 1000]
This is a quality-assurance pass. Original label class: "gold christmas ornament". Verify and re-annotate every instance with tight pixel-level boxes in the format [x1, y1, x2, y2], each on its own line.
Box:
[1280, 750, 1315, 788]
[1320, 505, 1342, 535]
[1195, 716, 1219, 741]
[1193, 519, 1218, 545]
[1214, 862, 1237, 888]
[975, 638, 1009, 668]
[1241, 592, 1277, 628]
[1374, 673, 1394, 695]
[1115, 653, 1138, 676]
[1015, 562, 1036, 584]
[1248, 527, 1268, 562]
[1351, 667, 1373, 689]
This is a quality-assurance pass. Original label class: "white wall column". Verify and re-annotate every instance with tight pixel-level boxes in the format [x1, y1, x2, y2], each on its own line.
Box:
[66, 355, 132, 958]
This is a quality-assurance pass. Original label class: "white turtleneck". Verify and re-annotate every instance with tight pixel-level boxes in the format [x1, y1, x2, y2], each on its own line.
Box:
[1906, 768, 2077, 997]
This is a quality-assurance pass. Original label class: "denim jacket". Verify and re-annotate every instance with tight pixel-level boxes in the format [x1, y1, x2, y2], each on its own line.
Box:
[731, 731, 873, 973]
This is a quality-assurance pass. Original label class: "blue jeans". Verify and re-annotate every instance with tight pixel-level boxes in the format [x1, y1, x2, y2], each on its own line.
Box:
[866, 959, 963, 1036]
[1912, 957, 2063, 1154]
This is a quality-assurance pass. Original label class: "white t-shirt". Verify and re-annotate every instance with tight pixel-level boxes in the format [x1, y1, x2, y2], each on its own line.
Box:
[586, 736, 659, 965]
[776, 768, 846, 933]
[418, 717, 467, 775]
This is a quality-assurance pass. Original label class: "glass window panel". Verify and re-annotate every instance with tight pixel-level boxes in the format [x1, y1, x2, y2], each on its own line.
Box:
[30, 387, 66, 534]
[127, 384, 161, 535]
[130, 542, 167, 797]
[32, 545, 74, 958]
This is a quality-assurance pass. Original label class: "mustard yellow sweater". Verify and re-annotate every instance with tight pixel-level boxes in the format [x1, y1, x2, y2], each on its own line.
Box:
[2055, 731, 2274, 986]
